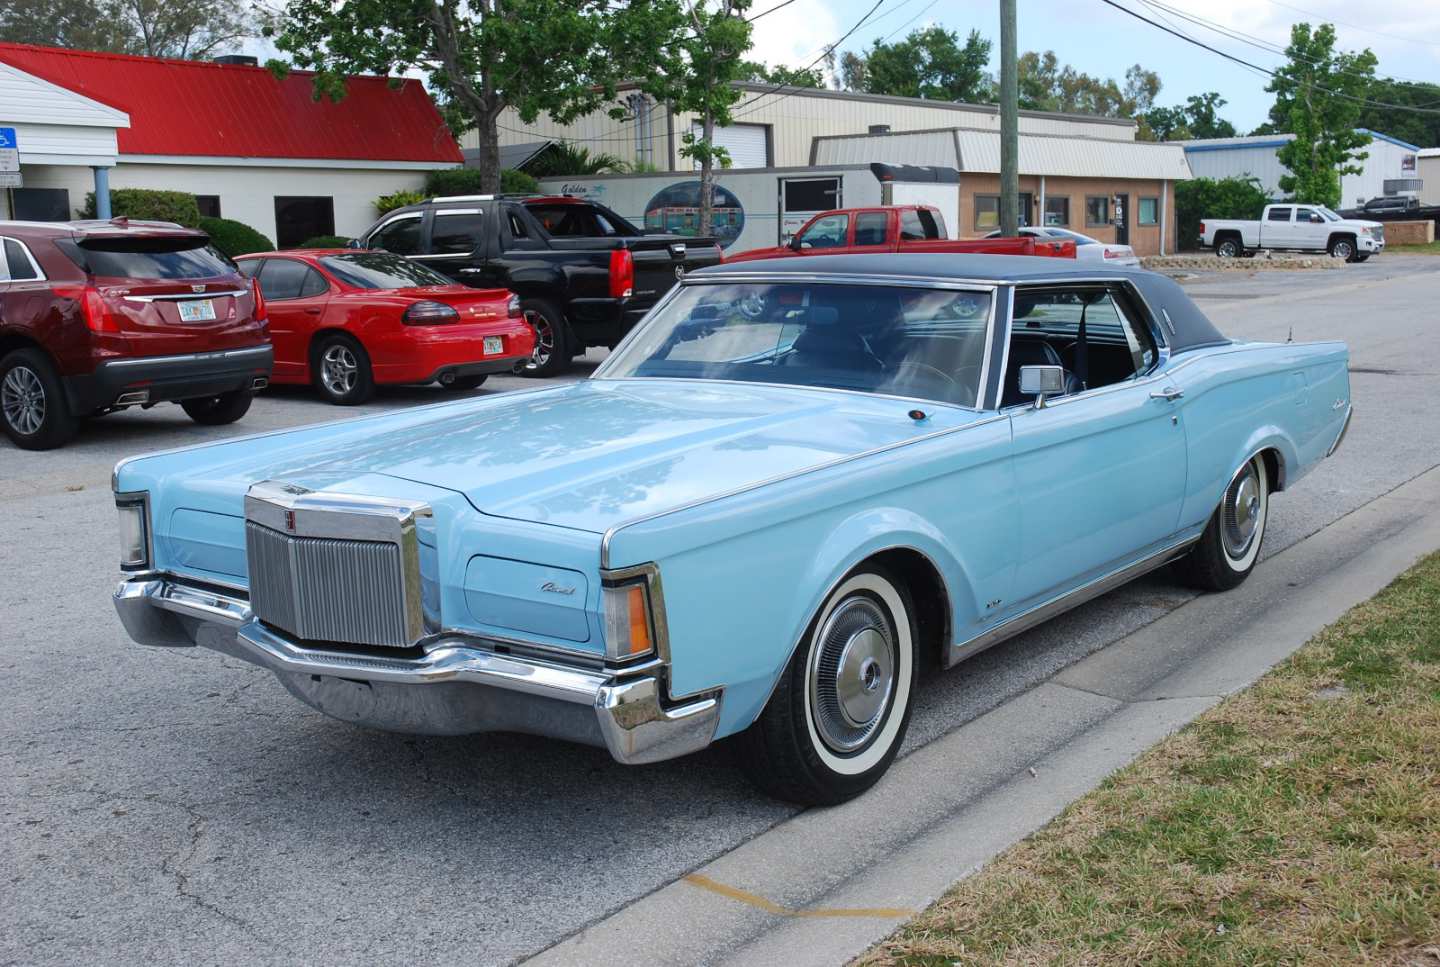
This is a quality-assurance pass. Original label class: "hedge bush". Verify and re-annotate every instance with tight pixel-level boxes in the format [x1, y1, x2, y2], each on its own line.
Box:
[375, 189, 426, 214]
[1174, 176, 1270, 251]
[421, 168, 540, 197]
[199, 216, 274, 258]
[501, 168, 540, 194]
[80, 188, 201, 227]
[296, 235, 351, 249]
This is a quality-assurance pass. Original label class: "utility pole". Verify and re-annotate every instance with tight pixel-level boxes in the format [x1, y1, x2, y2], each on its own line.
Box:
[999, 0, 1019, 236]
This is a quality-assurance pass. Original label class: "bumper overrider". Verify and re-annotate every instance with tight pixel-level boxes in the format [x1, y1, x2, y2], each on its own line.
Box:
[113, 576, 721, 764]
[109, 480, 721, 765]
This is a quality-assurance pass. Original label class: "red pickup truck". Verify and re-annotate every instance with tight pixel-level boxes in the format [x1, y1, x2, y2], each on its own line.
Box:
[725, 205, 1076, 264]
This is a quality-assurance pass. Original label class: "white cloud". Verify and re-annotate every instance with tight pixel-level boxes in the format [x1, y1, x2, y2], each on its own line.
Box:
[745, 0, 845, 74]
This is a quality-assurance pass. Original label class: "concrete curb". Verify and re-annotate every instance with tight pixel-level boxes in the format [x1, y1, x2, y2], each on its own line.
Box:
[526, 466, 1440, 967]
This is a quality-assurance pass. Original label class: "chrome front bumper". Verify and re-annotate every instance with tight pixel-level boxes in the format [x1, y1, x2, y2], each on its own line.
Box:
[113, 576, 721, 765]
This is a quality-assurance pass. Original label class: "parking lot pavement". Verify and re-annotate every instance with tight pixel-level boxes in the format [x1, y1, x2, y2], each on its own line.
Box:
[4, 257, 1439, 967]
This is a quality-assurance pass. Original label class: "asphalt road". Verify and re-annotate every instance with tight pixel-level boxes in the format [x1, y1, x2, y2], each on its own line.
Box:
[3, 256, 1438, 967]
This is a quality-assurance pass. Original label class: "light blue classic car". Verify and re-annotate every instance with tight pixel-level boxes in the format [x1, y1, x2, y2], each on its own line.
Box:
[113, 254, 1352, 804]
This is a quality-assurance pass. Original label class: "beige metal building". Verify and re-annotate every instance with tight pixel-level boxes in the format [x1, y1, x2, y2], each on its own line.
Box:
[484, 82, 1193, 255]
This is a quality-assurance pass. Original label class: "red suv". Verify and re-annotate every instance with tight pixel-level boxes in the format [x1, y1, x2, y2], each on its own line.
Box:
[0, 219, 271, 449]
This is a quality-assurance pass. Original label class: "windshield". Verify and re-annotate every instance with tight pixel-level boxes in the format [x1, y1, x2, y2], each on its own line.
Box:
[1043, 228, 1098, 245]
[598, 282, 993, 408]
[320, 252, 453, 289]
[1314, 206, 1342, 222]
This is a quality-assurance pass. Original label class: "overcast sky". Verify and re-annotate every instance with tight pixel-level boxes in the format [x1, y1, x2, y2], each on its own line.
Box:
[746, 0, 1440, 135]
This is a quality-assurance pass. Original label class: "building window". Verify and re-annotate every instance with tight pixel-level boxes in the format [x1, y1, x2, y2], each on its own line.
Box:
[1043, 196, 1070, 227]
[196, 195, 222, 218]
[1138, 197, 1158, 226]
[1085, 195, 1111, 228]
[273, 196, 335, 249]
[974, 195, 1000, 231]
[12, 188, 70, 221]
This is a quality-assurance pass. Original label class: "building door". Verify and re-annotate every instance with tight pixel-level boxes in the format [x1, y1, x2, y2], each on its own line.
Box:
[779, 176, 841, 245]
[1114, 193, 1130, 245]
[692, 122, 769, 169]
[1018, 192, 1034, 227]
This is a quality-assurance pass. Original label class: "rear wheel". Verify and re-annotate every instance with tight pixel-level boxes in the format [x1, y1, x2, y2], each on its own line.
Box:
[312, 333, 375, 405]
[0, 349, 78, 450]
[735, 565, 917, 805]
[180, 389, 254, 426]
[1178, 454, 1269, 591]
[1215, 236, 1243, 258]
[516, 300, 571, 378]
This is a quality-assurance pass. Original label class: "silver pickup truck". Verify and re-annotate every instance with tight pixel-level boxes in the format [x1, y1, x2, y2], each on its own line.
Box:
[1201, 203, 1384, 262]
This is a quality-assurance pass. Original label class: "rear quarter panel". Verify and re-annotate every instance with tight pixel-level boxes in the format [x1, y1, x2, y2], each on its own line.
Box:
[1171, 340, 1349, 530]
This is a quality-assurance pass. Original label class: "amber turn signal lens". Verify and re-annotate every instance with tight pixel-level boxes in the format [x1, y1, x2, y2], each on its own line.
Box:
[603, 581, 653, 660]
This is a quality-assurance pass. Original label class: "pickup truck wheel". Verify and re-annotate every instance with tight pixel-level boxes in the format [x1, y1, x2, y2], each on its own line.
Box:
[180, 389, 254, 426]
[0, 348, 78, 450]
[1178, 454, 1269, 592]
[735, 565, 917, 805]
[1215, 236, 1243, 258]
[516, 301, 571, 378]
[1328, 236, 1357, 261]
[312, 333, 375, 405]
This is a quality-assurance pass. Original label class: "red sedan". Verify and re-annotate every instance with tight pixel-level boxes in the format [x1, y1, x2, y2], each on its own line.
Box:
[235, 249, 533, 404]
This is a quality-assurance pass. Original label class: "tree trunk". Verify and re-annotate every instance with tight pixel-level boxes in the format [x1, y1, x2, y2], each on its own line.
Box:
[474, 112, 502, 195]
[699, 109, 715, 237]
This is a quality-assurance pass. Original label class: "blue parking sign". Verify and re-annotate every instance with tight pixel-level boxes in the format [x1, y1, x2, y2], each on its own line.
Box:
[0, 128, 15, 150]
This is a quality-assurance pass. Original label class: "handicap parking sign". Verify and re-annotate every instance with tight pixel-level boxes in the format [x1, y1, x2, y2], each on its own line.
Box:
[0, 128, 16, 150]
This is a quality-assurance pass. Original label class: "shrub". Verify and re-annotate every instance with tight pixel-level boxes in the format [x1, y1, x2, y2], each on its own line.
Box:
[525, 142, 622, 177]
[1174, 176, 1270, 251]
[375, 189, 426, 214]
[501, 168, 540, 194]
[80, 188, 201, 227]
[420, 167, 540, 197]
[198, 216, 274, 258]
[296, 235, 351, 249]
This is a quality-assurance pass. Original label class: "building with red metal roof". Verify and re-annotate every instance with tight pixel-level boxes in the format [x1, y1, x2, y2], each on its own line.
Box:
[0, 43, 462, 245]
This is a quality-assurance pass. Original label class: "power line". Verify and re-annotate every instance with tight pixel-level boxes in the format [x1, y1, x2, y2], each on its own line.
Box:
[1097, 0, 1440, 116]
[744, 0, 800, 23]
[1255, 0, 1440, 51]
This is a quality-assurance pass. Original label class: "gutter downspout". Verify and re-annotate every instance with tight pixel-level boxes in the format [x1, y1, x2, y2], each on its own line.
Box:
[1160, 179, 1169, 256]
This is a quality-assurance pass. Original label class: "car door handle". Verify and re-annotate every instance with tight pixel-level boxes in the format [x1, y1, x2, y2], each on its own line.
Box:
[1150, 387, 1184, 401]
[303, 307, 322, 314]
[457, 268, 485, 275]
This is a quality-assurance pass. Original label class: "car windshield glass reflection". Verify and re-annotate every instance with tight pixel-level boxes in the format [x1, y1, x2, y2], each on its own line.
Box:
[600, 282, 992, 408]
[321, 253, 452, 290]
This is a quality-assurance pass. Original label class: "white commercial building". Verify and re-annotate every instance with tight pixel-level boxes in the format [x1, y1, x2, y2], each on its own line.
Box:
[1181, 130, 1422, 208]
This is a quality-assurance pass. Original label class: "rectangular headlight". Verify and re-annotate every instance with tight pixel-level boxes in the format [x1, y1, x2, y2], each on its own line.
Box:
[116, 495, 150, 570]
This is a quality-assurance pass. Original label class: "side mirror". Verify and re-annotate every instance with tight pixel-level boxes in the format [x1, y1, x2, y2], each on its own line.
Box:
[1019, 365, 1066, 409]
[788, 235, 804, 252]
[346, 237, 365, 249]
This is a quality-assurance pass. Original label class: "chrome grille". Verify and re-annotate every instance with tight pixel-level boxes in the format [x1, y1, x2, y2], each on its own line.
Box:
[246, 521, 415, 648]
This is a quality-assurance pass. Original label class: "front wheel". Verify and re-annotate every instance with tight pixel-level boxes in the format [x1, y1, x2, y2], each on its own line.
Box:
[735, 566, 918, 805]
[1328, 236, 1357, 261]
[180, 389, 253, 426]
[1178, 454, 1269, 591]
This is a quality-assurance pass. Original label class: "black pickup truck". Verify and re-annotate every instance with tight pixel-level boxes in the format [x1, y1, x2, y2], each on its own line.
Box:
[357, 195, 722, 375]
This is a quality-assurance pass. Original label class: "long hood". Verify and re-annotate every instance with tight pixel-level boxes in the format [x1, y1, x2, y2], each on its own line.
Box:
[315, 380, 976, 532]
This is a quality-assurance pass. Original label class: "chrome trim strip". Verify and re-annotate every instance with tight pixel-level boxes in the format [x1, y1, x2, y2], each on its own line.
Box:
[0, 235, 48, 283]
[590, 376, 983, 413]
[944, 534, 1201, 668]
[103, 345, 272, 369]
[687, 271, 1002, 292]
[599, 410, 1010, 569]
[1327, 404, 1353, 458]
[122, 289, 249, 302]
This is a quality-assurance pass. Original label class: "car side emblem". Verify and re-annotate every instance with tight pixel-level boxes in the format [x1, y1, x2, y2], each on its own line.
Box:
[191, 284, 206, 293]
[540, 581, 575, 596]
[674, 265, 685, 281]
[283, 510, 297, 533]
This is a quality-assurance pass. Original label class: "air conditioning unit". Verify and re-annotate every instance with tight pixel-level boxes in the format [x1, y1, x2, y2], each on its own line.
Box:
[1383, 178, 1422, 197]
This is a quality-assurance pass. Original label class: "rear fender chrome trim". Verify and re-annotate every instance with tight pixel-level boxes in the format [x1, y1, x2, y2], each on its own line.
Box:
[1327, 404, 1353, 458]
[944, 534, 1201, 668]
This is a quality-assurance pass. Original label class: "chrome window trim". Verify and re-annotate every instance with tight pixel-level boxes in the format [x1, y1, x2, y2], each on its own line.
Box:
[687, 271, 1004, 291]
[433, 208, 483, 216]
[594, 375, 986, 413]
[997, 347, 1205, 414]
[365, 211, 424, 249]
[0, 235, 48, 283]
[599, 410, 1010, 569]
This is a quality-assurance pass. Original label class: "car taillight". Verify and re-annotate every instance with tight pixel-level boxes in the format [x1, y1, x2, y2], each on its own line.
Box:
[506, 293, 521, 317]
[1104, 248, 1120, 259]
[55, 285, 120, 332]
[609, 248, 634, 299]
[402, 300, 460, 325]
[1199, 221, 1206, 235]
[250, 276, 267, 324]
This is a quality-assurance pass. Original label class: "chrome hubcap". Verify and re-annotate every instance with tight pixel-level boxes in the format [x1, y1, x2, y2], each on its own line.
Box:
[809, 596, 895, 753]
[320, 345, 358, 396]
[524, 311, 553, 370]
[2, 365, 46, 435]
[1222, 461, 1262, 558]
[1334, 242, 1353, 258]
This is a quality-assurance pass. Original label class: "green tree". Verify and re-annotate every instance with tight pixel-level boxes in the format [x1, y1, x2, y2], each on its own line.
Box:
[1263, 22, 1377, 207]
[1017, 51, 1160, 120]
[639, 0, 753, 236]
[525, 141, 624, 177]
[843, 27, 992, 102]
[1142, 91, 1237, 141]
[741, 60, 823, 88]
[1354, 78, 1440, 150]
[1174, 176, 1269, 251]
[265, 0, 662, 194]
[1, 0, 251, 58]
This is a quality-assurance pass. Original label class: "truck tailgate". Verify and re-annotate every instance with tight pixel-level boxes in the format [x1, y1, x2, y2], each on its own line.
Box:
[629, 237, 722, 306]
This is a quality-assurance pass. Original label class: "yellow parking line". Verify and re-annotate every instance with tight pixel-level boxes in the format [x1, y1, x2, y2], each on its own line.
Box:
[682, 874, 914, 919]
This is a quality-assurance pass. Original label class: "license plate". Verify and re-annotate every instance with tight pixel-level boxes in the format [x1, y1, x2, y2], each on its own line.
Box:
[483, 336, 504, 355]
[178, 299, 216, 322]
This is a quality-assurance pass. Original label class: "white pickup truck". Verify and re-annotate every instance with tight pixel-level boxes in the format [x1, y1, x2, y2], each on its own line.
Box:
[1201, 203, 1385, 262]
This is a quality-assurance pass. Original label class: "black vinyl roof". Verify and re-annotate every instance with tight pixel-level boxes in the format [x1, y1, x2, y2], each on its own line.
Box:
[695, 253, 1229, 352]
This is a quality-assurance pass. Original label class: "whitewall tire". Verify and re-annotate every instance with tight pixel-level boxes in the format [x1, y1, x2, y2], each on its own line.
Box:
[735, 565, 918, 805]
[1179, 454, 1269, 591]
